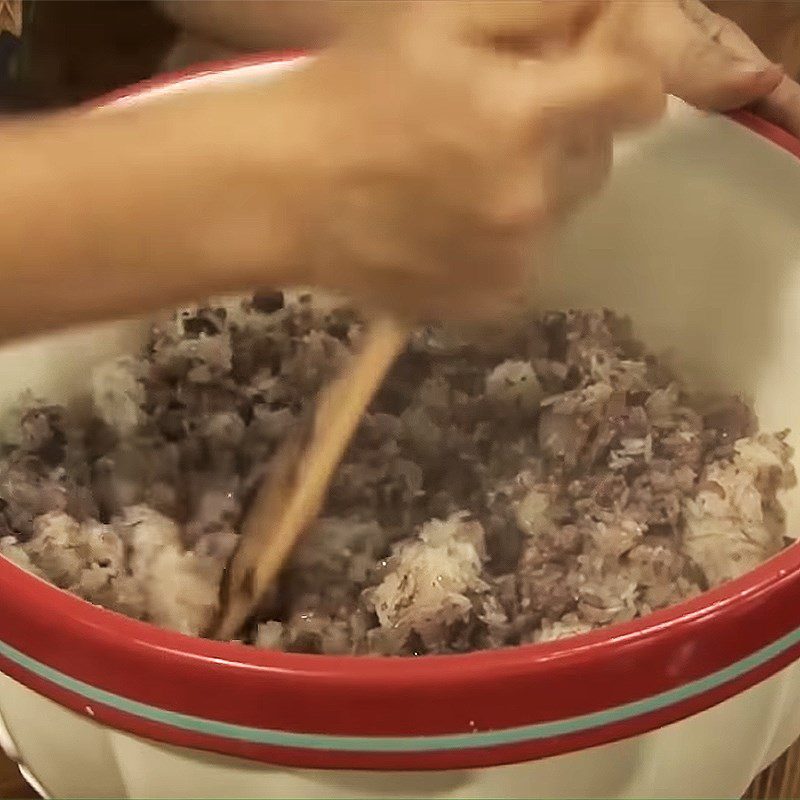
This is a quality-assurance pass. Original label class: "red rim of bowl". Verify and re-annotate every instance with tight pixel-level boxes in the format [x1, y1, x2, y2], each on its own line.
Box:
[2, 54, 800, 771]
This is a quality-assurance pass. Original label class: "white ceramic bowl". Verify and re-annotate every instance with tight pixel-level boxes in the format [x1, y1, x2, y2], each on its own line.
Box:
[2, 56, 800, 800]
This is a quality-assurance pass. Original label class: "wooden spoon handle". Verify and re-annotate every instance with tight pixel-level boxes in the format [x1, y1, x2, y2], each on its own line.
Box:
[207, 315, 408, 641]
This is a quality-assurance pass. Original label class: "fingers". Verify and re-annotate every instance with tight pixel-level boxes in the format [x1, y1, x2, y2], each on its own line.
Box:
[466, 49, 662, 231]
[405, 0, 609, 74]
[537, 54, 666, 131]
[454, 0, 607, 55]
[751, 76, 800, 138]
[675, 54, 781, 112]
[480, 52, 665, 139]
[548, 127, 613, 212]
[640, 0, 783, 110]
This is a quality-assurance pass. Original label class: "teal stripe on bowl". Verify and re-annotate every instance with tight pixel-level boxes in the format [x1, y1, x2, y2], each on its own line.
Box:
[1, 628, 800, 753]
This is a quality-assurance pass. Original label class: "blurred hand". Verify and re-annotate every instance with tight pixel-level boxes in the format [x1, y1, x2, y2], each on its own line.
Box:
[593, 0, 800, 136]
[277, 1, 665, 320]
[756, 75, 800, 138]
[704, 0, 800, 79]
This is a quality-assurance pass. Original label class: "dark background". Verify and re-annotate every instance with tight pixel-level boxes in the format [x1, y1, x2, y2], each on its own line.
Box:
[2, 0, 175, 111]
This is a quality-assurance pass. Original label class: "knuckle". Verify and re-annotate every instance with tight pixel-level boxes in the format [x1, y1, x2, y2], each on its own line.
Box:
[478, 181, 548, 233]
[484, 201, 546, 233]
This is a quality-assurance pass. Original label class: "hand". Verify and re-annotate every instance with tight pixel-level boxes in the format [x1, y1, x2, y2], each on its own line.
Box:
[254, 1, 666, 321]
[0, 1, 666, 341]
[593, 0, 800, 136]
[754, 75, 800, 138]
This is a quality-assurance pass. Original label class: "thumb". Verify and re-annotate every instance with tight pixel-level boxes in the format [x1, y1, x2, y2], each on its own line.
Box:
[752, 76, 800, 138]
[649, 0, 782, 111]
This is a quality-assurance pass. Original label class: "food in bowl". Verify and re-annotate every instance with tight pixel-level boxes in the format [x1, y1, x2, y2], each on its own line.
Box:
[0, 293, 794, 656]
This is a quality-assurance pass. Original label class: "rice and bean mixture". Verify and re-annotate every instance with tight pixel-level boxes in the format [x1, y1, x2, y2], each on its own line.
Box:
[0, 293, 794, 655]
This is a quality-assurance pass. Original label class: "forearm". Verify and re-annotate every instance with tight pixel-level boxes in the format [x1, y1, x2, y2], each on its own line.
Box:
[0, 94, 314, 341]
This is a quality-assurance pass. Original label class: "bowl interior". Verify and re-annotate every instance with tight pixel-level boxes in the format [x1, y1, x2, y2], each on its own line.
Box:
[3, 60, 800, 528]
[541, 100, 800, 529]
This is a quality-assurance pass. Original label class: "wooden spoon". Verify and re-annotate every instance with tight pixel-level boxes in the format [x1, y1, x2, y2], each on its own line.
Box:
[206, 315, 407, 641]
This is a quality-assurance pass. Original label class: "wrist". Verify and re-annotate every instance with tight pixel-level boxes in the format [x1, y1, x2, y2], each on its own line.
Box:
[176, 78, 330, 296]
